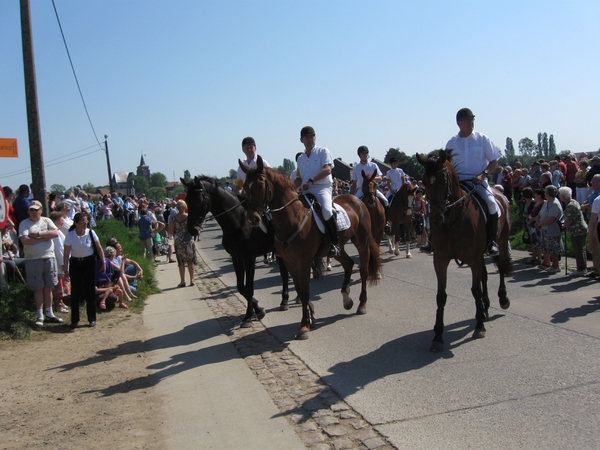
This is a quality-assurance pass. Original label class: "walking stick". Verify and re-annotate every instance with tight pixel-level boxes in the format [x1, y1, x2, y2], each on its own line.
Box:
[15, 264, 27, 284]
[564, 227, 568, 276]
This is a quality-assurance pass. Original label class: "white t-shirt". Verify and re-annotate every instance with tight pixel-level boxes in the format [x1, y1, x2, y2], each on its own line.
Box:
[297, 146, 334, 185]
[352, 161, 382, 194]
[386, 167, 405, 192]
[52, 229, 66, 273]
[445, 131, 501, 180]
[18, 217, 57, 260]
[236, 155, 270, 187]
[64, 228, 98, 258]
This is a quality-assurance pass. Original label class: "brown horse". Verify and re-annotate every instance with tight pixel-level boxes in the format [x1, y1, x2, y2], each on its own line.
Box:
[360, 170, 385, 247]
[240, 156, 382, 340]
[385, 183, 416, 258]
[416, 150, 512, 352]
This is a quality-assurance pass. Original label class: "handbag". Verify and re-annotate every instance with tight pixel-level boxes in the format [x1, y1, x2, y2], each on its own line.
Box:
[90, 229, 101, 261]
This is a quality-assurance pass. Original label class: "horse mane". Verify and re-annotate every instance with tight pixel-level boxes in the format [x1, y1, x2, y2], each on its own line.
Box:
[262, 167, 298, 191]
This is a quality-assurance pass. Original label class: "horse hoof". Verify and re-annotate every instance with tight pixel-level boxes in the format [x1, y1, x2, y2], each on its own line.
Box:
[500, 298, 510, 310]
[472, 328, 486, 339]
[394, 249, 400, 256]
[356, 306, 366, 315]
[255, 308, 266, 320]
[430, 341, 444, 353]
[240, 320, 252, 328]
[343, 299, 354, 311]
[406, 253, 412, 259]
[295, 331, 310, 340]
[279, 303, 289, 311]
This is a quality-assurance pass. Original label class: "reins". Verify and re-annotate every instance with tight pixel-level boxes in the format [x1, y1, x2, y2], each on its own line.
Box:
[248, 173, 314, 248]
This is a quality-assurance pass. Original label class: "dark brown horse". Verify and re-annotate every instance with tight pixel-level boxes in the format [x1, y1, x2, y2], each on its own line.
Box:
[182, 176, 290, 327]
[416, 150, 512, 352]
[360, 170, 385, 247]
[385, 183, 416, 258]
[240, 156, 382, 340]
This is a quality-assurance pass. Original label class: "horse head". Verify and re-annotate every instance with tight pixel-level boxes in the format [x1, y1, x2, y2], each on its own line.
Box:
[416, 150, 453, 223]
[361, 170, 378, 207]
[181, 176, 211, 237]
[239, 155, 269, 227]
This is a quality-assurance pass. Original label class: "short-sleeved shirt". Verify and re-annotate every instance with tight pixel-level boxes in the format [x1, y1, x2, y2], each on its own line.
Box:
[138, 215, 153, 240]
[591, 195, 600, 216]
[297, 146, 333, 186]
[18, 217, 57, 260]
[563, 200, 587, 236]
[352, 161, 382, 193]
[538, 197, 563, 238]
[235, 156, 270, 188]
[386, 167, 405, 192]
[445, 131, 501, 181]
[64, 228, 98, 258]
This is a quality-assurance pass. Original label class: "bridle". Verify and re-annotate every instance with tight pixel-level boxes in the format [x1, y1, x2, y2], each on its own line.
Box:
[189, 182, 242, 231]
[426, 164, 476, 220]
[245, 172, 312, 248]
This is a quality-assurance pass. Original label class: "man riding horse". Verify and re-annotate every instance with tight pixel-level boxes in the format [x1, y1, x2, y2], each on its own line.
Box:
[445, 107, 501, 256]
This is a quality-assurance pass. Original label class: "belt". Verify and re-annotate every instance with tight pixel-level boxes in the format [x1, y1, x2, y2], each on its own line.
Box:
[71, 255, 95, 262]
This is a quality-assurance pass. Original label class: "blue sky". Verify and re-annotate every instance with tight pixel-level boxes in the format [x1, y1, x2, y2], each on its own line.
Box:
[1, 0, 599, 191]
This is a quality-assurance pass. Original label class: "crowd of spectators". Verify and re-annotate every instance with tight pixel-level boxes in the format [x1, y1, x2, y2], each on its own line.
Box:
[493, 153, 600, 277]
[1, 183, 193, 328]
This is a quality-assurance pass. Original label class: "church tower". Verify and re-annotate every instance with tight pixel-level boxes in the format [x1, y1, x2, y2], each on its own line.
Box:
[137, 154, 150, 183]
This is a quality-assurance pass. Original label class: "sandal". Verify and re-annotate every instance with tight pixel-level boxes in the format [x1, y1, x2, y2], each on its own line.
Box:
[188, 282, 195, 287]
[118, 303, 129, 309]
[99, 300, 106, 310]
[177, 282, 186, 288]
[168, 259, 176, 263]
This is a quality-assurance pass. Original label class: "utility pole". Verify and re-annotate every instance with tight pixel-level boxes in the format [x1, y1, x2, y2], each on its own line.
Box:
[104, 135, 114, 193]
[20, 0, 48, 215]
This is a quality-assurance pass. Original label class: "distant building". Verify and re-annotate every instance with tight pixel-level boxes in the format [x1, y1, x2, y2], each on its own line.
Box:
[332, 158, 352, 181]
[137, 155, 150, 184]
[372, 158, 391, 176]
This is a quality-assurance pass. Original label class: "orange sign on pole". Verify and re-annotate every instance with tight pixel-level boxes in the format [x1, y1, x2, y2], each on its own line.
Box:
[0, 138, 18, 158]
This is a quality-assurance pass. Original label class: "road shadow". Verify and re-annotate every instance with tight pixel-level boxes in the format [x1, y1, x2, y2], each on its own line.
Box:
[551, 296, 600, 324]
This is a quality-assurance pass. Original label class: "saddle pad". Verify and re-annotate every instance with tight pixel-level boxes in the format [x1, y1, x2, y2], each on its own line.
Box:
[313, 203, 351, 234]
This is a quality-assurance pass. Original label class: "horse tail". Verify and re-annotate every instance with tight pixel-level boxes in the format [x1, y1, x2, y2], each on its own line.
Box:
[492, 194, 514, 276]
[367, 235, 383, 286]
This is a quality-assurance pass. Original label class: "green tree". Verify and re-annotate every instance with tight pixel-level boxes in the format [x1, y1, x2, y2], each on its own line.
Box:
[49, 184, 66, 196]
[183, 170, 191, 182]
[129, 175, 149, 195]
[171, 186, 185, 196]
[549, 135, 556, 156]
[274, 158, 296, 174]
[229, 169, 237, 180]
[383, 148, 421, 179]
[150, 172, 168, 188]
[505, 137, 516, 162]
[147, 186, 167, 201]
[518, 138, 536, 158]
[81, 182, 95, 194]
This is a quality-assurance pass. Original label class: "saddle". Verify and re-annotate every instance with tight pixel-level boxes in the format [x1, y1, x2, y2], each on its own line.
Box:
[300, 193, 350, 234]
[459, 181, 502, 223]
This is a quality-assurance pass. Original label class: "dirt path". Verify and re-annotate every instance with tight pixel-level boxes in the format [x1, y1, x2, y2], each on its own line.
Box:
[0, 311, 165, 449]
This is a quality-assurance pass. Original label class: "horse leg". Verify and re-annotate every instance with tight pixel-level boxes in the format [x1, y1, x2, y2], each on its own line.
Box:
[355, 245, 370, 315]
[295, 267, 313, 340]
[471, 259, 486, 339]
[405, 222, 412, 259]
[336, 247, 355, 311]
[233, 259, 254, 328]
[481, 263, 490, 321]
[276, 256, 290, 311]
[246, 262, 265, 321]
[431, 259, 449, 352]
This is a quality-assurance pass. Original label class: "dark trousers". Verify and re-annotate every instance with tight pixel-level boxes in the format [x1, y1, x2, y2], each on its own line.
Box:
[571, 234, 587, 272]
[69, 255, 96, 323]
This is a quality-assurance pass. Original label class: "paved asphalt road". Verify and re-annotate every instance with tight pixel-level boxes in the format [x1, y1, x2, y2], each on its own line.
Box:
[197, 219, 600, 449]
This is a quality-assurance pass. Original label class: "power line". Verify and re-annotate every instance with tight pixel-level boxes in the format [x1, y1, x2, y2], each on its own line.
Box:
[51, 0, 102, 147]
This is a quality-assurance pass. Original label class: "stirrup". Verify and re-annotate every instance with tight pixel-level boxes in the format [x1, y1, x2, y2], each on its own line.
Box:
[487, 241, 499, 256]
[328, 245, 340, 257]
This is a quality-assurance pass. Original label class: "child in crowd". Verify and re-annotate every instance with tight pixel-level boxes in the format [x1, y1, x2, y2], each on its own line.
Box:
[50, 211, 70, 313]
[95, 246, 127, 310]
[413, 189, 428, 248]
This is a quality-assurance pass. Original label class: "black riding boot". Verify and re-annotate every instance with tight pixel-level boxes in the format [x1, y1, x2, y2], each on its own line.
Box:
[325, 216, 340, 257]
[487, 213, 499, 256]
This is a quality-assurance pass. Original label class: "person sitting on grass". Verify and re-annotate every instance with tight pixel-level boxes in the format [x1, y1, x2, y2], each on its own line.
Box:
[95, 246, 127, 310]
[105, 237, 143, 296]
